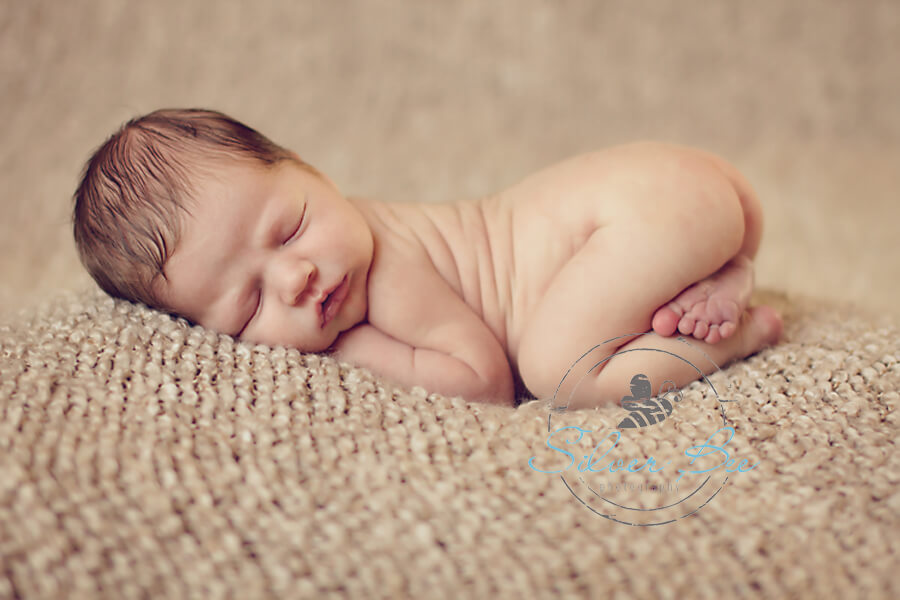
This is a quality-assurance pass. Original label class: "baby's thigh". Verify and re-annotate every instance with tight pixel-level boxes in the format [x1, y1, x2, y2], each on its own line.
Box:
[515, 232, 656, 399]
[515, 145, 751, 399]
[516, 222, 734, 401]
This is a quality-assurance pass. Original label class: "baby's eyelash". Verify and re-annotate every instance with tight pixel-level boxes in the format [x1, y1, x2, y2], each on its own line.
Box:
[283, 202, 307, 245]
[252, 291, 262, 318]
[237, 290, 262, 337]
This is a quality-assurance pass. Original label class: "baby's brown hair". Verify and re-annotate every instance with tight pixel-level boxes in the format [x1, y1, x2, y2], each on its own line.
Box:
[72, 108, 310, 309]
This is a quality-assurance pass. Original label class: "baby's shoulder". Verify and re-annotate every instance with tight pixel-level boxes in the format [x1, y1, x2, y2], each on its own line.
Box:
[350, 196, 439, 250]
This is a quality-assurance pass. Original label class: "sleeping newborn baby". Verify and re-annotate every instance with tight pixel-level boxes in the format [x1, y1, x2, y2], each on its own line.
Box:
[73, 109, 782, 408]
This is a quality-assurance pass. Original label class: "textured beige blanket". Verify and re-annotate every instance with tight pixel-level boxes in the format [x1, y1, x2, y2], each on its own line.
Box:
[2, 289, 897, 597]
[3, 1, 899, 598]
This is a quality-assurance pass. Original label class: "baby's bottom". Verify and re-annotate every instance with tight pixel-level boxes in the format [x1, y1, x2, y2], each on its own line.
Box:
[517, 144, 782, 409]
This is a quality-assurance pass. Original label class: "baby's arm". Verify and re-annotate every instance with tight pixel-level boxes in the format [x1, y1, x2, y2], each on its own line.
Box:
[331, 237, 515, 406]
[332, 321, 514, 406]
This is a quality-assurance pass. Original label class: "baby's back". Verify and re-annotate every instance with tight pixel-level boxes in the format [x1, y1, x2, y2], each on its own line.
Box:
[360, 154, 601, 365]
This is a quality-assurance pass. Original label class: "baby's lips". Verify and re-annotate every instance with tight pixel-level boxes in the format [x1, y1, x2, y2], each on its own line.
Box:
[319, 275, 349, 328]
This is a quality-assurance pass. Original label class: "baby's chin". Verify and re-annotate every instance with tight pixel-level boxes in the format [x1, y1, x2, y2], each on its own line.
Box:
[264, 313, 364, 352]
[239, 328, 333, 353]
[287, 328, 343, 353]
[302, 337, 337, 353]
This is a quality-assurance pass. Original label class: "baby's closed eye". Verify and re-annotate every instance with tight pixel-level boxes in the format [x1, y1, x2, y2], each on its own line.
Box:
[236, 289, 262, 337]
[282, 199, 307, 245]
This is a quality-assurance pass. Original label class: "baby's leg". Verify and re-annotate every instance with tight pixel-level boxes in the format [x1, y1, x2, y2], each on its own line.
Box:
[560, 307, 781, 410]
[651, 150, 763, 343]
[516, 144, 781, 407]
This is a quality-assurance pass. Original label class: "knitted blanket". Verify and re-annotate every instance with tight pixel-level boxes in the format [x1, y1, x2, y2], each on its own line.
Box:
[1, 288, 897, 598]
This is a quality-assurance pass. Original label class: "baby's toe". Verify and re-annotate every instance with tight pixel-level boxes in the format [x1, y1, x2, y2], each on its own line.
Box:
[704, 324, 722, 344]
[678, 314, 696, 335]
[651, 304, 682, 337]
[692, 320, 709, 340]
[719, 321, 737, 339]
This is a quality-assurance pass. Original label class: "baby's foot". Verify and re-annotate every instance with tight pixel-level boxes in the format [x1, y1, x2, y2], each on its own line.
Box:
[651, 255, 754, 344]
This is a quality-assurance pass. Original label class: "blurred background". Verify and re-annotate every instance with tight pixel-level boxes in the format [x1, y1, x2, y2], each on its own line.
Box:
[2, 0, 898, 320]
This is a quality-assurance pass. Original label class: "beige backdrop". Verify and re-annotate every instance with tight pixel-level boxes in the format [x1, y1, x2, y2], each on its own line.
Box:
[2, 4, 899, 597]
[2, 0, 899, 320]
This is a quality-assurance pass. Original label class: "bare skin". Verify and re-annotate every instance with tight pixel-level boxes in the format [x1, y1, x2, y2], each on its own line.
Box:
[334, 142, 782, 408]
[651, 255, 754, 343]
[160, 142, 782, 409]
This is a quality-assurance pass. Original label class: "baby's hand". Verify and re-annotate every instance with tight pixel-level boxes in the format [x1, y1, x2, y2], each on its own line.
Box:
[329, 323, 385, 366]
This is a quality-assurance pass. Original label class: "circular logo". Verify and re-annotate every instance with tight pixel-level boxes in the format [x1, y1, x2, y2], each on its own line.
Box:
[547, 332, 738, 526]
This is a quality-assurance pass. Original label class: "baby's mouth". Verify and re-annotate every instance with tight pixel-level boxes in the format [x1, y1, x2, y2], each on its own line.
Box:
[320, 275, 349, 328]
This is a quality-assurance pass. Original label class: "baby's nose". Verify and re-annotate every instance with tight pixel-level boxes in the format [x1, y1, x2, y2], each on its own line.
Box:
[274, 256, 317, 306]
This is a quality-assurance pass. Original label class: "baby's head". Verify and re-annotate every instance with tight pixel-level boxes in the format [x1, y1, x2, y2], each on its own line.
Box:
[73, 108, 374, 351]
